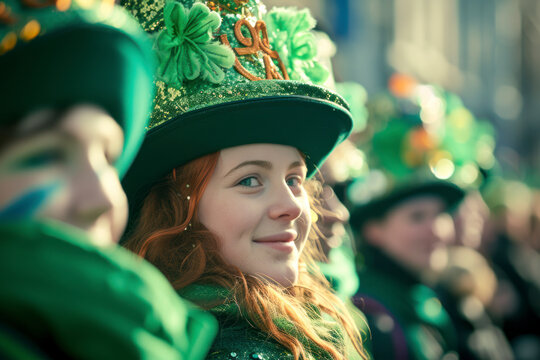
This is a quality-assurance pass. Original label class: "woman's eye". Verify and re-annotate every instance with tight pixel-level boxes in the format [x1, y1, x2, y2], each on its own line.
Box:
[286, 176, 302, 188]
[237, 176, 262, 188]
[15, 149, 65, 169]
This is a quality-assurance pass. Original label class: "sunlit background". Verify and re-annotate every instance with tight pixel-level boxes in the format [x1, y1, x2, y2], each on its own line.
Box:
[266, 0, 539, 180]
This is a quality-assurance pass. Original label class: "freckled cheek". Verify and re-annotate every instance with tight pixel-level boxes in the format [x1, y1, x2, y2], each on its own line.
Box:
[204, 204, 258, 270]
[218, 201, 259, 240]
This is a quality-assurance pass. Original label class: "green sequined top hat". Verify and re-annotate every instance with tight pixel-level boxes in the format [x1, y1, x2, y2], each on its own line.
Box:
[119, 0, 353, 206]
[0, 0, 156, 177]
[347, 76, 473, 230]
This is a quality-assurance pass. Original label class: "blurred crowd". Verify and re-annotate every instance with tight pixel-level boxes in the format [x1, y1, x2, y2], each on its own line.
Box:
[319, 72, 540, 360]
[1, 0, 538, 359]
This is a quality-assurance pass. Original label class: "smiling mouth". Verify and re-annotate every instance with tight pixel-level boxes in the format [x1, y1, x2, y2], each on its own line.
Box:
[253, 231, 298, 252]
[253, 230, 297, 244]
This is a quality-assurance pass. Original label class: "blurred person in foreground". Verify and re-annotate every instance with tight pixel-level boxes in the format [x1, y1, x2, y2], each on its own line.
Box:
[0, 0, 216, 358]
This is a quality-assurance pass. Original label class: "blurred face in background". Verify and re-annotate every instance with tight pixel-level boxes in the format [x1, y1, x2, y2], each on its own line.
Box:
[0, 105, 127, 246]
[198, 144, 311, 287]
[363, 195, 455, 274]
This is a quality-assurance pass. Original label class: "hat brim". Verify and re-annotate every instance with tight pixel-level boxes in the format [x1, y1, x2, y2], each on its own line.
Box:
[122, 95, 352, 209]
[0, 25, 154, 178]
[350, 181, 465, 230]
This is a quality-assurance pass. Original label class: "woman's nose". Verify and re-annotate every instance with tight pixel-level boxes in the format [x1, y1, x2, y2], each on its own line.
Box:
[267, 183, 303, 221]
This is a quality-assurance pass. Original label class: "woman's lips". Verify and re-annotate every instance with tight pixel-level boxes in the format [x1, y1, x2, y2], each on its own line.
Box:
[253, 231, 297, 252]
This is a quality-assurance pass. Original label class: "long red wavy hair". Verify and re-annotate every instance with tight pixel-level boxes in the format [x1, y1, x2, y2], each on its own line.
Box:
[124, 152, 368, 360]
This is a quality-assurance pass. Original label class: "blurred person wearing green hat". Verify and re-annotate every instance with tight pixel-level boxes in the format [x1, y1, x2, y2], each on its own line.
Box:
[347, 75, 516, 360]
[346, 76, 465, 360]
[0, 0, 216, 358]
[406, 81, 516, 360]
[119, 0, 369, 359]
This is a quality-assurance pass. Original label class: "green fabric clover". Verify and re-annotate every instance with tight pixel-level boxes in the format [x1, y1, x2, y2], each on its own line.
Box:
[154, 1, 235, 87]
[265, 7, 329, 85]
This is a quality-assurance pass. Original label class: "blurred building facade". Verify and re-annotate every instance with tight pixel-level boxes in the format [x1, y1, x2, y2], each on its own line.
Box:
[266, 0, 539, 176]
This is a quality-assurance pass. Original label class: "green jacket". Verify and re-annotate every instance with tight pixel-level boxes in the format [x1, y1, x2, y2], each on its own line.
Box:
[353, 246, 458, 360]
[0, 221, 217, 360]
[180, 284, 348, 360]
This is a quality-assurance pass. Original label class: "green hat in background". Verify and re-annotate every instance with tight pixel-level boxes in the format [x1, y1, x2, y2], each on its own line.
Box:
[0, 0, 156, 177]
[346, 74, 490, 229]
[120, 0, 353, 207]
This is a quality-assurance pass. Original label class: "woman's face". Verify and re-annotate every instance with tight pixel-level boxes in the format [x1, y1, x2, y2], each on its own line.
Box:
[364, 196, 455, 274]
[0, 105, 127, 246]
[198, 144, 311, 287]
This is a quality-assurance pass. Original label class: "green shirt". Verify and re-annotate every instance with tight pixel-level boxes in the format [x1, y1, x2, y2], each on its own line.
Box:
[0, 220, 217, 360]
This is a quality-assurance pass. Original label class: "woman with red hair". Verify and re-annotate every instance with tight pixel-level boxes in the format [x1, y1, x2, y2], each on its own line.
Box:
[121, 0, 369, 358]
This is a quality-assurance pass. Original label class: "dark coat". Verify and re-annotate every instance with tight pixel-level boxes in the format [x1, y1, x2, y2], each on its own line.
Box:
[353, 245, 458, 360]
